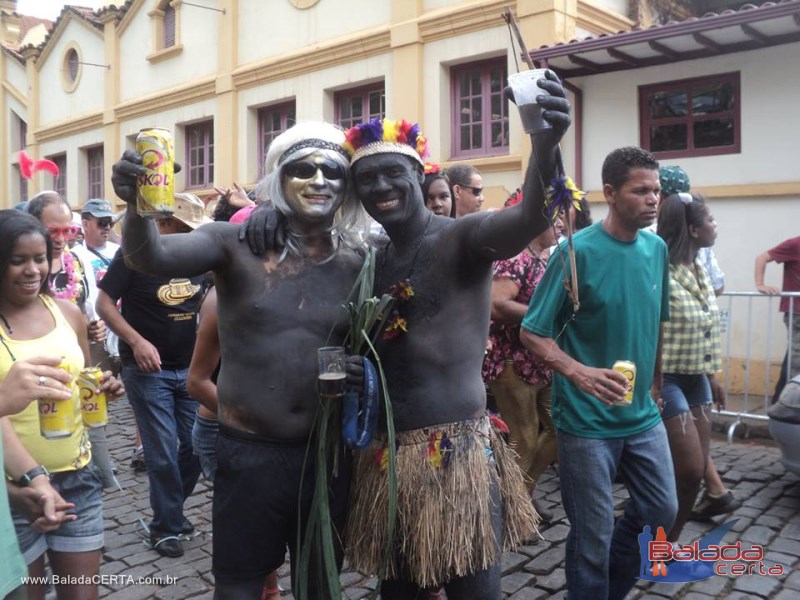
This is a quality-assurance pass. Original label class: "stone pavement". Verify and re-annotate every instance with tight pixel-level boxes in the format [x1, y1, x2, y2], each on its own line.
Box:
[94, 397, 800, 599]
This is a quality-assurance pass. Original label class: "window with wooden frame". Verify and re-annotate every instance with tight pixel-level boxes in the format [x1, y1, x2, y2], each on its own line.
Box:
[87, 146, 104, 199]
[48, 154, 67, 200]
[258, 101, 296, 178]
[15, 165, 27, 202]
[335, 83, 385, 130]
[185, 121, 214, 189]
[148, 0, 182, 62]
[450, 58, 509, 159]
[639, 72, 740, 159]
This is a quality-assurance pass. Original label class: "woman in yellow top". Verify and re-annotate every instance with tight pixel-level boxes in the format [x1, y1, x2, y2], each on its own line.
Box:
[0, 210, 122, 600]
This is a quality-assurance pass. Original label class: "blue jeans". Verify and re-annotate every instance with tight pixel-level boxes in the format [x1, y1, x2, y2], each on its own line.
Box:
[558, 423, 677, 600]
[122, 365, 200, 537]
[192, 412, 219, 481]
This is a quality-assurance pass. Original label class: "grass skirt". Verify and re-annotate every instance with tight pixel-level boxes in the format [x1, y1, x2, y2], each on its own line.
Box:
[344, 415, 539, 587]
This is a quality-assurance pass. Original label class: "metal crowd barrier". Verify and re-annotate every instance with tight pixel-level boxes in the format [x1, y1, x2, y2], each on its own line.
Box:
[716, 291, 800, 443]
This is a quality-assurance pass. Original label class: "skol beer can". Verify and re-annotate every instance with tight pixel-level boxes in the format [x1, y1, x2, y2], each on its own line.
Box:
[78, 367, 107, 428]
[612, 360, 637, 406]
[136, 127, 175, 218]
[38, 362, 77, 439]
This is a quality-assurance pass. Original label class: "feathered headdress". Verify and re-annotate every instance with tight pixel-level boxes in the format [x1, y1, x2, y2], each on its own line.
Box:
[18, 150, 60, 179]
[343, 118, 429, 167]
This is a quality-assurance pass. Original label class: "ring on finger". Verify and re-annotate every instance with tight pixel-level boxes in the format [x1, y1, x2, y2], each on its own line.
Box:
[38, 375, 46, 386]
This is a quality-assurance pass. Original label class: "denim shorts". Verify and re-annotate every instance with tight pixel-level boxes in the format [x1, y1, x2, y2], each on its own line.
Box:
[12, 462, 104, 564]
[192, 412, 220, 481]
[661, 373, 712, 420]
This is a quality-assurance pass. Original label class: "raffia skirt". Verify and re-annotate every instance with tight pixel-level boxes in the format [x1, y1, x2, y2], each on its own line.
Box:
[344, 414, 539, 588]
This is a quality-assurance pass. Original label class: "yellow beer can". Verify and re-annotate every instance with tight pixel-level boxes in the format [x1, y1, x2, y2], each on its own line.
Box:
[136, 127, 175, 218]
[612, 360, 636, 406]
[78, 367, 108, 428]
[38, 362, 77, 439]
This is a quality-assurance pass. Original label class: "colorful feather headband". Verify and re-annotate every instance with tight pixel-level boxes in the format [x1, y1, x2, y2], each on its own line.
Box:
[344, 118, 429, 167]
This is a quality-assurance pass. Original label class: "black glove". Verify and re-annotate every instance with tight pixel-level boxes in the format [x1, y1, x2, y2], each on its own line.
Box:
[505, 70, 571, 142]
[345, 355, 365, 394]
[239, 202, 286, 256]
[110, 150, 183, 205]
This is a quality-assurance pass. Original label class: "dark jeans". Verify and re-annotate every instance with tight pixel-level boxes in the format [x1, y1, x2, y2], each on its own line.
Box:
[122, 365, 200, 537]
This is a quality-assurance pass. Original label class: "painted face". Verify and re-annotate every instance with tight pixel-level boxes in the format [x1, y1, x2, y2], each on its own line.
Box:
[425, 178, 452, 217]
[1, 233, 49, 305]
[281, 151, 346, 221]
[352, 154, 424, 227]
[40, 201, 77, 257]
[82, 215, 113, 247]
[605, 168, 660, 233]
[692, 207, 718, 248]
[454, 173, 484, 216]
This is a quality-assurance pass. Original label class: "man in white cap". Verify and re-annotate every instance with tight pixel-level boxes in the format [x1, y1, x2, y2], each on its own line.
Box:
[109, 124, 365, 597]
[95, 193, 211, 558]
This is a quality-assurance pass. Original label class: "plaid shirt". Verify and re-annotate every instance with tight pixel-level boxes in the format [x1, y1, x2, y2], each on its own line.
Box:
[662, 259, 721, 374]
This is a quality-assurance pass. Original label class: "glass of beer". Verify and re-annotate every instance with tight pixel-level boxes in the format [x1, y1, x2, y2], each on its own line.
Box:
[318, 346, 346, 399]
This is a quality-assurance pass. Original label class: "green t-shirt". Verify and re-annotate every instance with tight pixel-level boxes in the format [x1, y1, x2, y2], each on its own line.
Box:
[522, 221, 670, 439]
[0, 431, 28, 597]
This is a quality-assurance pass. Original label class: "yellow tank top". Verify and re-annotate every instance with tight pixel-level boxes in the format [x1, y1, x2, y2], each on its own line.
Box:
[1, 295, 89, 472]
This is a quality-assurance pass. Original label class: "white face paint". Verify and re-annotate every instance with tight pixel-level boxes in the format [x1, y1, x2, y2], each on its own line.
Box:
[281, 151, 346, 221]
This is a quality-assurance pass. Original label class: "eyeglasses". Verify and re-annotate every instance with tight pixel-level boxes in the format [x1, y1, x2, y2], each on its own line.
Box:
[284, 160, 345, 181]
[95, 218, 113, 228]
[46, 225, 81, 239]
[460, 185, 483, 197]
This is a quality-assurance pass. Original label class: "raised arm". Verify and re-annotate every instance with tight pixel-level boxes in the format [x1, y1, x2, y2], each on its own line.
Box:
[112, 150, 226, 277]
[471, 71, 571, 260]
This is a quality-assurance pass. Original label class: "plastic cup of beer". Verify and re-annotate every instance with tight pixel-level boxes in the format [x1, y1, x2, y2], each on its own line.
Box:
[507, 69, 553, 134]
[318, 346, 346, 399]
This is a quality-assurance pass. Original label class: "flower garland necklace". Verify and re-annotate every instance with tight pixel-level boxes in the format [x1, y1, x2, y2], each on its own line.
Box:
[51, 250, 81, 302]
[378, 212, 433, 340]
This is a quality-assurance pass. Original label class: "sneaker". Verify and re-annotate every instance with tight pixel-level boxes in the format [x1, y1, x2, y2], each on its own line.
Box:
[130, 446, 146, 473]
[149, 534, 183, 558]
[690, 490, 740, 520]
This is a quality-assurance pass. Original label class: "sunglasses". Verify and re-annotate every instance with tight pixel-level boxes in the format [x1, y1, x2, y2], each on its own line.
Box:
[47, 225, 81, 239]
[284, 160, 345, 181]
[95, 218, 113, 228]
[460, 185, 483, 197]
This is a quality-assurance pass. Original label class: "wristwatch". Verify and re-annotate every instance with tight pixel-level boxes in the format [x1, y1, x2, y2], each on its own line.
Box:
[16, 465, 50, 486]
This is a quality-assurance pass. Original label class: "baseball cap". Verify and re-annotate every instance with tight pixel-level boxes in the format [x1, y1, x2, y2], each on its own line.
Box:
[174, 193, 213, 229]
[82, 198, 114, 218]
[659, 166, 691, 197]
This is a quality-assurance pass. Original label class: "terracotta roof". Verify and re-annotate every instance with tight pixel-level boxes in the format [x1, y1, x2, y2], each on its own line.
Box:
[529, 0, 800, 78]
[18, 3, 129, 54]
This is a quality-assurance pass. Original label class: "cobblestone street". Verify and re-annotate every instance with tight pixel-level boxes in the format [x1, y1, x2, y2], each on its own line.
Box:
[95, 398, 800, 599]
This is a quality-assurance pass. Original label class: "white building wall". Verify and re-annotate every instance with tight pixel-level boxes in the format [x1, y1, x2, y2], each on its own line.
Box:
[118, 4, 217, 102]
[38, 127, 105, 205]
[38, 20, 105, 126]
[578, 42, 800, 192]
[5, 54, 27, 98]
[237, 0, 390, 66]
[236, 53, 392, 184]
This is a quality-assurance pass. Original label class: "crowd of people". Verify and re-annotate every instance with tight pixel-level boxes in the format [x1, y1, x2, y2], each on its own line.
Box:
[0, 68, 793, 600]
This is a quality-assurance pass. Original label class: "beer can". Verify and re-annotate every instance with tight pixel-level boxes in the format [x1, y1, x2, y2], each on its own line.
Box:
[136, 127, 175, 218]
[38, 362, 77, 439]
[612, 360, 636, 406]
[78, 367, 108, 428]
